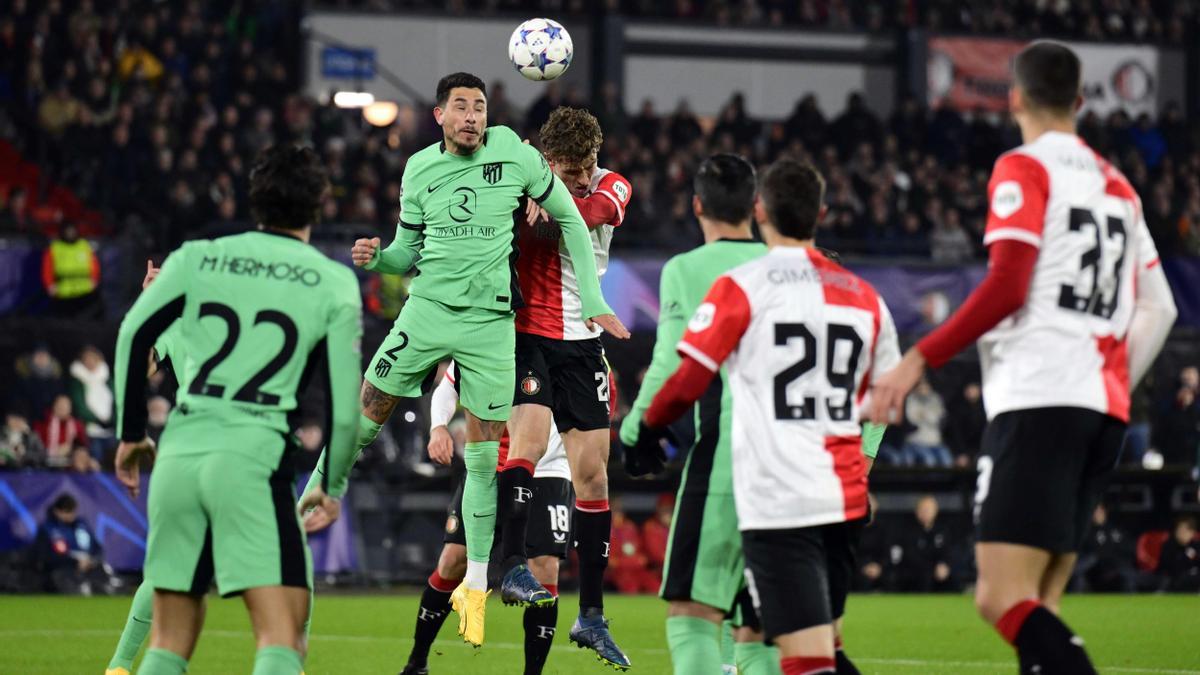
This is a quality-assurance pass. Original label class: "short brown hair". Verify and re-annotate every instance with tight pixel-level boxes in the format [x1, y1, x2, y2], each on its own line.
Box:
[759, 159, 826, 240]
[539, 107, 603, 165]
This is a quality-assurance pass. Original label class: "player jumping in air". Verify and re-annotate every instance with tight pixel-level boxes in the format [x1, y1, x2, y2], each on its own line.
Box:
[493, 106, 634, 669]
[631, 160, 900, 675]
[111, 145, 363, 675]
[867, 42, 1177, 675]
[348, 73, 628, 648]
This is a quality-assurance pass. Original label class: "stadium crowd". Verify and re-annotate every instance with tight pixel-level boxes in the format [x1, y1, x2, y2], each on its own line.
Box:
[3, 1, 1200, 260]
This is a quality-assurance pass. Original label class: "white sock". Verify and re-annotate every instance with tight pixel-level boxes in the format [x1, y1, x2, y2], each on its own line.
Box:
[465, 559, 488, 590]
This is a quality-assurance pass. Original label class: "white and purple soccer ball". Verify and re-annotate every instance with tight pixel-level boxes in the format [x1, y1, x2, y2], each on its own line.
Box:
[508, 18, 573, 82]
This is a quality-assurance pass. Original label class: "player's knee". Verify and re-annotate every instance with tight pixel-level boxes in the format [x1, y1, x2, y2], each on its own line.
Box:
[667, 600, 724, 623]
[464, 443, 499, 477]
[574, 469, 608, 501]
[733, 626, 764, 644]
[973, 584, 1004, 623]
[356, 414, 382, 446]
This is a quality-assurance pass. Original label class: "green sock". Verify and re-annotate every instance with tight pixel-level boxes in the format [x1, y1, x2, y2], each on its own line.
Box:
[720, 620, 736, 673]
[735, 640, 782, 675]
[139, 648, 188, 675]
[462, 441, 499, 585]
[108, 581, 155, 670]
[252, 646, 304, 675]
[666, 616, 723, 675]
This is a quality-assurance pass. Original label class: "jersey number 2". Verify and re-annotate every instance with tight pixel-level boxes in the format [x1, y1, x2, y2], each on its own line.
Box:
[773, 322, 863, 421]
[188, 302, 299, 405]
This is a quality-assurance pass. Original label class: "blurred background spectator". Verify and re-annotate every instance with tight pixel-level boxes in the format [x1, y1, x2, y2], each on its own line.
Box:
[1155, 516, 1200, 592]
[41, 223, 101, 318]
[607, 498, 657, 595]
[32, 493, 116, 594]
[34, 394, 87, 469]
[1, 409, 45, 467]
[67, 345, 113, 460]
[895, 495, 961, 592]
[640, 493, 673, 591]
[1074, 503, 1138, 593]
[11, 346, 65, 420]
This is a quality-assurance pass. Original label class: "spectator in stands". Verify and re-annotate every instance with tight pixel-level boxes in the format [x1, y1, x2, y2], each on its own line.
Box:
[607, 498, 656, 594]
[1158, 381, 1200, 469]
[641, 493, 674, 588]
[944, 382, 986, 467]
[1074, 503, 1136, 592]
[1, 409, 45, 468]
[899, 378, 952, 467]
[67, 345, 113, 459]
[12, 346, 65, 420]
[41, 223, 101, 318]
[34, 394, 88, 468]
[32, 493, 114, 595]
[69, 444, 99, 473]
[896, 495, 960, 592]
[294, 420, 324, 474]
[855, 493, 899, 591]
[930, 207, 974, 263]
[1156, 516, 1200, 592]
[0, 186, 32, 233]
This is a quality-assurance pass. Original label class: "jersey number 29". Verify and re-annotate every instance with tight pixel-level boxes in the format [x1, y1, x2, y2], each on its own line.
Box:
[773, 322, 863, 422]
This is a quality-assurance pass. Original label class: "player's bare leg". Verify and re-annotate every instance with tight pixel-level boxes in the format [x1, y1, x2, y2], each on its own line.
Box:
[1037, 552, 1078, 614]
[666, 601, 726, 675]
[139, 590, 205, 674]
[976, 543, 1096, 674]
[733, 626, 780, 675]
[565, 427, 631, 670]
[773, 624, 835, 674]
[450, 411, 507, 647]
[498, 403, 555, 606]
[244, 585, 310, 674]
[403, 543, 467, 675]
[524, 554, 562, 675]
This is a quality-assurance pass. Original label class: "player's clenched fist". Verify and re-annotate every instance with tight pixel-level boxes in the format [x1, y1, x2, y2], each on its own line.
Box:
[351, 237, 381, 267]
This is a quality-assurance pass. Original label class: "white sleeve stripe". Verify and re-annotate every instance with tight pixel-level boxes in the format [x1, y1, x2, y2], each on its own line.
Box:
[983, 228, 1042, 247]
[595, 189, 624, 223]
[677, 341, 720, 373]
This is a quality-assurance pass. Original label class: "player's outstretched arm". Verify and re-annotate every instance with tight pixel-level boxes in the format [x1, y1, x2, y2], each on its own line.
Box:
[1128, 258, 1177, 386]
[113, 247, 189, 496]
[354, 224, 423, 275]
[318, 279, 365, 500]
[620, 259, 686, 445]
[427, 369, 459, 465]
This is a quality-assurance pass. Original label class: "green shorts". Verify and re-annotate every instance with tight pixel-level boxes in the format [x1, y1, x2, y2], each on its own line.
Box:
[365, 294, 515, 421]
[144, 444, 312, 597]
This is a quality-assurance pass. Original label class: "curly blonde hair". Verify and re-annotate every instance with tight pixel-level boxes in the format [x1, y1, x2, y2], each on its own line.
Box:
[539, 107, 603, 165]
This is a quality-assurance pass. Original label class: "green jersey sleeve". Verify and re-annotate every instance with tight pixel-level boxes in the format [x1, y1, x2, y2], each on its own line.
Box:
[115, 245, 192, 441]
[368, 172, 425, 275]
[317, 270, 364, 498]
[861, 421, 886, 459]
[620, 258, 687, 445]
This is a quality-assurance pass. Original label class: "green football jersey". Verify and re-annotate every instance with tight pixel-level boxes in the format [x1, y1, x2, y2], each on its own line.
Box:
[621, 238, 767, 495]
[114, 230, 363, 496]
[367, 125, 611, 318]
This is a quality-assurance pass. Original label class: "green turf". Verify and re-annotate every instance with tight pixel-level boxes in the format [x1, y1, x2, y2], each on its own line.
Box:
[0, 592, 1196, 673]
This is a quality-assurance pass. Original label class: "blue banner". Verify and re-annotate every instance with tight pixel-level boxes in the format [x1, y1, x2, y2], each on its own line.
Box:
[0, 471, 357, 573]
[320, 46, 376, 80]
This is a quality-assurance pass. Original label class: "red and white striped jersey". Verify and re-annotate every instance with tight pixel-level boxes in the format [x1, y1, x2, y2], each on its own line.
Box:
[978, 131, 1160, 422]
[677, 248, 900, 530]
[516, 168, 631, 341]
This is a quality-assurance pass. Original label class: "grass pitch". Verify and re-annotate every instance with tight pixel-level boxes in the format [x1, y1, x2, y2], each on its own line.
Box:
[0, 592, 1196, 673]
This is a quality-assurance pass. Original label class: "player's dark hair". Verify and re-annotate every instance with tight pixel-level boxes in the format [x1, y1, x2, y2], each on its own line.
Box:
[759, 159, 825, 240]
[436, 72, 487, 107]
[693, 153, 756, 224]
[249, 144, 329, 230]
[540, 107, 603, 165]
[1013, 41, 1081, 114]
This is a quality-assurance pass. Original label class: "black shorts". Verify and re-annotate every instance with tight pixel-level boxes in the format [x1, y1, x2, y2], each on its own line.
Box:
[741, 521, 857, 643]
[976, 407, 1124, 553]
[514, 332, 609, 432]
[444, 475, 573, 560]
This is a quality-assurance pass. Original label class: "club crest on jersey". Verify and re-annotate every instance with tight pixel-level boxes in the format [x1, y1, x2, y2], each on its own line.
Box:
[521, 376, 541, 396]
[688, 303, 716, 332]
[374, 358, 392, 379]
[445, 514, 459, 534]
[482, 162, 503, 185]
[991, 180, 1023, 219]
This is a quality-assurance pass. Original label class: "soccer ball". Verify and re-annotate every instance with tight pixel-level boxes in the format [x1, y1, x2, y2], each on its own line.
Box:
[508, 18, 573, 81]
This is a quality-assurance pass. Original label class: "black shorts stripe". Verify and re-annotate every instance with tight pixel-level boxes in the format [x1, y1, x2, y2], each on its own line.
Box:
[271, 449, 308, 589]
[188, 526, 215, 595]
[660, 494, 705, 601]
[120, 294, 186, 441]
[681, 375, 723, 496]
